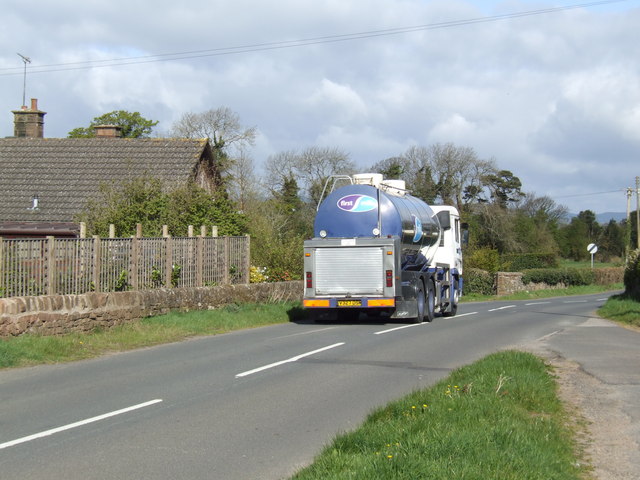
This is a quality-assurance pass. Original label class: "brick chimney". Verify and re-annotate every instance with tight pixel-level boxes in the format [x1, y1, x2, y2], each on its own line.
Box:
[12, 98, 46, 138]
[94, 124, 123, 138]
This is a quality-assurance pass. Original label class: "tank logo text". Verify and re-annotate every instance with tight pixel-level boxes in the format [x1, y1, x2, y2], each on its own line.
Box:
[337, 195, 378, 212]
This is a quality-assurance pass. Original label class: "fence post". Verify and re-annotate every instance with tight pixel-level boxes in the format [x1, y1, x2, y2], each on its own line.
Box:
[109, 224, 115, 238]
[46, 236, 56, 296]
[131, 236, 139, 291]
[223, 236, 230, 285]
[188, 225, 194, 237]
[165, 236, 173, 288]
[244, 235, 251, 284]
[196, 235, 204, 287]
[93, 235, 101, 292]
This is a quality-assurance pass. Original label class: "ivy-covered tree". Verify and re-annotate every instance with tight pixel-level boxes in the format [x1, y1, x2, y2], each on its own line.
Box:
[68, 110, 158, 138]
[76, 176, 245, 237]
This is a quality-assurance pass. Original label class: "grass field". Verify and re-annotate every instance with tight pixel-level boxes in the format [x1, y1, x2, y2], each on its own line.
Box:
[290, 351, 587, 480]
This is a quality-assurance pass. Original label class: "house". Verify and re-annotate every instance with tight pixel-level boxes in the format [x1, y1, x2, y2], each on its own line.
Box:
[0, 100, 222, 237]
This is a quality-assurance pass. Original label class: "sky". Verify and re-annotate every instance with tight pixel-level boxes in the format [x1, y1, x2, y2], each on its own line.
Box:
[1, 0, 639, 215]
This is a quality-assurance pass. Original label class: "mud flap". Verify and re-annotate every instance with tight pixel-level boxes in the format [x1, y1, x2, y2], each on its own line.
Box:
[391, 298, 418, 319]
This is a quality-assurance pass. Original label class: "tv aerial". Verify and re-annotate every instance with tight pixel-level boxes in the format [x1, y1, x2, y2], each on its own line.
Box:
[17, 53, 31, 108]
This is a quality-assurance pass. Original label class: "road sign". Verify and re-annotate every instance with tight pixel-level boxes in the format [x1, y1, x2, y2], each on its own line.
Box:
[587, 243, 598, 268]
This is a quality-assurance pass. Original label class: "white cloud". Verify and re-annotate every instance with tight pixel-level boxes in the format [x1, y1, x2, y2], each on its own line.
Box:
[1, 0, 639, 214]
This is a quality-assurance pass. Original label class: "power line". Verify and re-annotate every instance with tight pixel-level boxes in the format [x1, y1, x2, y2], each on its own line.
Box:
[0, 0, 632, 77]
[553, 189, 625, 199]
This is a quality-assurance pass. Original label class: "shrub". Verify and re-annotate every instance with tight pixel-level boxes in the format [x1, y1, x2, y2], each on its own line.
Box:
[593, 267, 624, 286]
[624, 249, 640, 299]
[500, 253, 558, 272]
[250, 266, 269, 283]
[464, 268, 494, 295]
[522, 268, 594, 287]
[466, 248, 500, 273]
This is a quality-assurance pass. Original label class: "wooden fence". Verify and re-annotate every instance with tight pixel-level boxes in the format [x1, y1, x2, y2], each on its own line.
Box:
[0, 235, 250, 298]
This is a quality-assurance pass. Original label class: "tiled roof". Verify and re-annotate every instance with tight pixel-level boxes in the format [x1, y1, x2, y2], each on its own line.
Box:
[0, 137, 210, 222]
[0, 221, 80, 238]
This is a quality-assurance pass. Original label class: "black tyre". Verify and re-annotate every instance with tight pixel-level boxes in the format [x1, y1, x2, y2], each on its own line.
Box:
[424, 280, 436, 322]
[442, 284, 459, 317]
[411, 283, 426, 324]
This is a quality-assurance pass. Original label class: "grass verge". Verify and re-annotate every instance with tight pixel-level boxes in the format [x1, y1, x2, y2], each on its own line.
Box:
[291, 350, 588, 480]
[0, 302, 302, 369]
[462, 283, 623, 303]
[597, 293, 640, 328]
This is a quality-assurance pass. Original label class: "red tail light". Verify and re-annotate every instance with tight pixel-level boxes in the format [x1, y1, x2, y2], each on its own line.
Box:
[306, 272, 313, 288]
[386, 270, 393, 287]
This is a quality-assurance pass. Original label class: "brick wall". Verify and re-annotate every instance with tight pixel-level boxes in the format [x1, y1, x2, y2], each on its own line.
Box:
[0, 281, 303, 337]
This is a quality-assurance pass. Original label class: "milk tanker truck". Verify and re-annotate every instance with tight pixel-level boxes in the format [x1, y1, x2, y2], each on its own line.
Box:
[303, 173, 465, 322]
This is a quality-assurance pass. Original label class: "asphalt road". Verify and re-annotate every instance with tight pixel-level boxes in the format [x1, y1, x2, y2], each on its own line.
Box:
[0, 293, 617, 479]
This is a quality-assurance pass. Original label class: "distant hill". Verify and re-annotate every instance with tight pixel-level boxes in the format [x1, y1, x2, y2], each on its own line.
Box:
[568, 212, 627, 223]
[596, 212, 627, 223]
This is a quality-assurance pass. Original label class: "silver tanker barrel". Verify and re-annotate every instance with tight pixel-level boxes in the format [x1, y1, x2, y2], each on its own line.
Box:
[314, 178, 441, 268]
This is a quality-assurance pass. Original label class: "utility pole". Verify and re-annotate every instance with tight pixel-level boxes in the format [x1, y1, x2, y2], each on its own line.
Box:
[636, 176, 640, 249]
[626, 187, 633, 262]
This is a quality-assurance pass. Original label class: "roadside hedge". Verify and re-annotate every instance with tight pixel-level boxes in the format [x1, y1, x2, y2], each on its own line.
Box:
[464, 268, 494, 295]
[624, 249, 640, 299]
[500, 253, 559, 272]
[521, 268, 594, 287]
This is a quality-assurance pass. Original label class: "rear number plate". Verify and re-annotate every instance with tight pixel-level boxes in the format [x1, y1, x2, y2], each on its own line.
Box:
[338, 300, 362, 307]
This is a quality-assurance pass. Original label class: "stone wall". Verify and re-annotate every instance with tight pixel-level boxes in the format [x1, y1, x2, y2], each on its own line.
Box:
[495, 272, 566, 296]
[494, 267, 623, 296]
[0, 281, 303, 337]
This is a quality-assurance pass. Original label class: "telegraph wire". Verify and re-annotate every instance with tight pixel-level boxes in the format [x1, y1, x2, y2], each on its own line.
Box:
[553, 189, 626, 198]
[0, 0, 632, 76]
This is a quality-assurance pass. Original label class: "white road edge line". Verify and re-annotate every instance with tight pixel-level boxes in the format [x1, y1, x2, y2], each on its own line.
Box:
[0, 399, 163, 450]
[235, 343, 345, 378]
[488, 305, 516, 312]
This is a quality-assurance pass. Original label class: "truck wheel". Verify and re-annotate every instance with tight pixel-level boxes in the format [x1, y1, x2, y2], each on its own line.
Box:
[424, 280, 436, 322]
[442, 285, 458, 317]
[410, 283, 426, 324]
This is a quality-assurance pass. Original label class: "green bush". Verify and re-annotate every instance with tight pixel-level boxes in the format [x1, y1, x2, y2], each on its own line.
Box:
[465, 248, 500, 273]
[464, 268, 494, 295]
[624, 249, 640, 299]
[500, 253, 558, 272]
[522, 268, 594, 287]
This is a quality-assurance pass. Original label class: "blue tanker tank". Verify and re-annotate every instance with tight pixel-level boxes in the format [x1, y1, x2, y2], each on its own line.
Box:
[314, 183, 441, 267]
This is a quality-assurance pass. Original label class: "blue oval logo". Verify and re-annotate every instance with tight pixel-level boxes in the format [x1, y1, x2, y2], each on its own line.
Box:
[412, 215, 423, 242]
[337, 195, 378, 212]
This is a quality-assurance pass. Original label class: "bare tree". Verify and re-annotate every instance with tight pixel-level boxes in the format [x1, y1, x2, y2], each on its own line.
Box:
[227, 148, 257, 212]
[372, 144, 496, 210]
[265, 146, 355, 205]
[170, 107, 257, 153]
